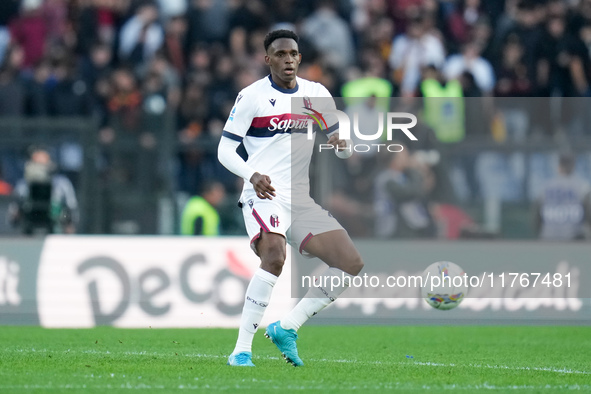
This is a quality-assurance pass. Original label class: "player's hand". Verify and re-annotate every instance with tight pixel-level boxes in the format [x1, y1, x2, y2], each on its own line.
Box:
[250, 172, 276, 200]
[327, 133, 348, 151]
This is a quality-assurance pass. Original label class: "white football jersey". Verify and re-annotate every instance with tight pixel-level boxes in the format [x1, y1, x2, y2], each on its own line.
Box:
[222, 75, 337, 203]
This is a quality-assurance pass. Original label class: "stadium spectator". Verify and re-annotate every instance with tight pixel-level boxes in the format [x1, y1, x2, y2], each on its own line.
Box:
[0, 0, 16, 66]
[356, 14, 395, 65]
[571, 0, 591, 36]
[351, 0, 388, 37]
[118, 2, 164, 67]
[495, 0, 545, 92]
[138, 52, 182, 110]
[537, 15, 589, 98]
[389, 15, 446, 96]
[420, 0, 447, 41]
[176, 79, 209, 195]
[185, 43, 214, 90]
[42, 0, 69, 47]
[99, 66, 147, 192]
[24, 59, 51, 117]
[430, 202, 476, 239]
[386, 0, 424, 34]
[77, 0, 127, 54]
[535, 153, 591, 240]
[0, 163, 12, 196]
[0, 45, 27, 117]
[0, 44, 28, 187]
[79, 42, 113, 97]
[156, 0, 187, 21]
[208, 54, 238, 121]
[104, 67, 143, 135]
[186, 0, 230, 44]
[162, 15, 188, 75]
[419, 65, 465, 143]
[301, 0, 355, 73]
[537, 15, 590, 138]
[494, 35, 533, 97]
[447, 0, 486, 47]
[9, 0, 48, 70]
[374, 143, 437, 238]
[180, 180, 225, 236]
[0, 0, 590, 236]
[10, 146, 79, 234]
[443, 41, 496, 94]
[228, 0, 269, 34]
[49, 58, 93, 181]
[494, 36, 532, 143]
[0, 0, 20, 34]
[49, 59, 93, 117]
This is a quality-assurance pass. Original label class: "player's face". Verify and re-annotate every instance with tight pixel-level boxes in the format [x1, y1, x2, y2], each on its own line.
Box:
[265, 38, 301, 89]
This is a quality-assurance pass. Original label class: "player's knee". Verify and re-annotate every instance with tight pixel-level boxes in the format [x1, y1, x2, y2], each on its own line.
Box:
[349, 253, 364, 276]
[259, 238, 286, 275]
[339, 249, 363, 276]
[261, 251, 285, 275]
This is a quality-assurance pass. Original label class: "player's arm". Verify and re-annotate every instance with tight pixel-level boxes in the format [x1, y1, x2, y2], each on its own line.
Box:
[217, 137, 276, 200]
[327, 132, 352, 159]
[217, 92, 275, 200]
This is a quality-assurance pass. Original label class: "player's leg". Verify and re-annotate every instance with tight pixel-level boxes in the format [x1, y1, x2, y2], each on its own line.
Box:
[257, 230, 287, 276]
[279, 229, 363, 332]
[229, 232, 286, 366]
[301, 229, 364, 275]
[265, 229, 363, 367]
[265, 203, 364, 366]
[229, 200, 288, 367]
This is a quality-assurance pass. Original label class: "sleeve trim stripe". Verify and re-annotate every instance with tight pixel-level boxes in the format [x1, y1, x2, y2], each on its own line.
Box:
[326, 123, 339, 134]
[222, 131, 243, 142]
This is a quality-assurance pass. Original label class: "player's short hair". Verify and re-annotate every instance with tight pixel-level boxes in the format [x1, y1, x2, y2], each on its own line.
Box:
[264, 30, 299, 52]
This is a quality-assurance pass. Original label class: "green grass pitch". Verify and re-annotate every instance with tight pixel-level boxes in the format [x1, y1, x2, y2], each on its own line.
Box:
[0, 326, 589, 393]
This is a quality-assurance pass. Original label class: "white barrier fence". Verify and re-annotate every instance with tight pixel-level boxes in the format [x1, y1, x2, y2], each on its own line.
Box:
[1, 237, 590, 327]
[31, 236, 293, 328]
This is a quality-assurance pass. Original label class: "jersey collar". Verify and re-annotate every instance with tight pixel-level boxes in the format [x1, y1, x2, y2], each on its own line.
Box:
[268, 75, 299, 94]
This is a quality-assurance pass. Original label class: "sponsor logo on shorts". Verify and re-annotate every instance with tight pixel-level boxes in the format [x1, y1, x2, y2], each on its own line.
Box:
[270, 214, 280, 228]
[248, 200, 254, 209]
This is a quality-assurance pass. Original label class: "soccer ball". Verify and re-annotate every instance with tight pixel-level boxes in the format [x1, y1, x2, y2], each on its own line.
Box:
[421, 261, 468, 310]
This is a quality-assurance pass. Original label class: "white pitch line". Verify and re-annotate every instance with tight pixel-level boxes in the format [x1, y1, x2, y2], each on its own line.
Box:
[4, 348, 591, 376]
[174, 353, 591, 376]
[0, 383, 590, 391]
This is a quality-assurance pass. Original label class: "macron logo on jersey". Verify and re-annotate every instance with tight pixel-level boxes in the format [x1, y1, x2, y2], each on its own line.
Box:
[269, 99, 276, 106]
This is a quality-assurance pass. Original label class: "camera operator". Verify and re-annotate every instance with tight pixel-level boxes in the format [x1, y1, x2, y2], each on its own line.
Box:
[9, 147, 79, 235]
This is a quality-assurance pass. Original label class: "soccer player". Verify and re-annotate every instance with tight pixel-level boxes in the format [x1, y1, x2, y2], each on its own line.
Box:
[218, 30, 364, 367]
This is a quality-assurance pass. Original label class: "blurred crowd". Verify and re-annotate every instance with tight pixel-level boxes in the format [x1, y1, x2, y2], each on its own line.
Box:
[1, 0, 591, 237]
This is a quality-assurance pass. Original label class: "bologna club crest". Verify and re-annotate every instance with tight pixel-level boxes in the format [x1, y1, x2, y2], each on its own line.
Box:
[270, 214, 280, 228]
[303, 96, 312, 109]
